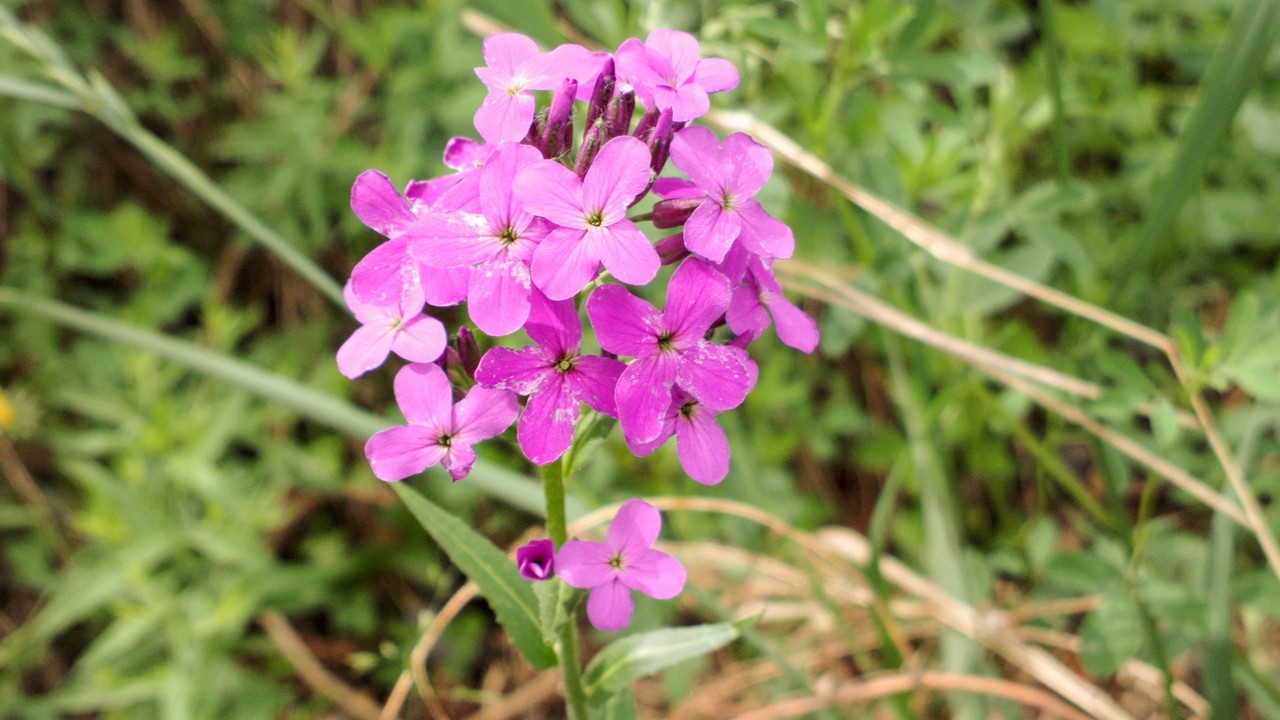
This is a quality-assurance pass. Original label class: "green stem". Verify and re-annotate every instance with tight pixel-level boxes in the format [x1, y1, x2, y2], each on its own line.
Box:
[543, 457, 589, 718]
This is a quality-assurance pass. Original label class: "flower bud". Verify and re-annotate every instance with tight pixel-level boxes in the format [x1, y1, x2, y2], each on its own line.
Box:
[541, 78, 578, 159]
[574, 122, 605, 178]
[603, 89, 635, 140]
[653, 196, 702, 229]
[456, 326, 480, 376]
[647, 108, 674, 176]
[655, 232, 691, 265]
[584, 58, 615, 130]
[516, 539, 556, 581]
[632, 106, 659, 143]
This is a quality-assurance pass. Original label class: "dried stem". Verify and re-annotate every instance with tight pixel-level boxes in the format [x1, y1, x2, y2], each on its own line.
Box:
[259, 611, 382, 720]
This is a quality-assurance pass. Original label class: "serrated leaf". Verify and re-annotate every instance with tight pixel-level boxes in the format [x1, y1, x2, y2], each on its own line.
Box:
[583, 622, 741, 704]
[392, 483, 555, 669]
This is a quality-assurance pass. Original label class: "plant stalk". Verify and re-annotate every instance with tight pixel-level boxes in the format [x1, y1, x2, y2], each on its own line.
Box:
[543, 458, 589, 719]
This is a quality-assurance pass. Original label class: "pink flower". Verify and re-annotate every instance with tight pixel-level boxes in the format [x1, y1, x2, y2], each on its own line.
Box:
[517, 539, 556, 581]
[556, 499, 686, 632]
[626, 389, 730, 485]
[668, 126, 794, 263]
[475, 291, 624, 465]
[347, 170, 469, 308]
[473, 33, 604, 143]
[586, 259, 757, 445]
[515, 136, 660, 300]
[336, 281, 447, 379]
[364, 363, 518, 482]
[615, 30, 738, 123]
[725, 254, 819, 353]
[409, 143, 549, 336]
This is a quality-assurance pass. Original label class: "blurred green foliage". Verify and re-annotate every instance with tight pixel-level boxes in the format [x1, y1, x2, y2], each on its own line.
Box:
[2, 0, 1280, 717]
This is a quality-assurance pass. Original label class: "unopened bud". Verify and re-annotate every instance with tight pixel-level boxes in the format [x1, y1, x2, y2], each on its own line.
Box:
[575, 122, 605, 178]
[655, 233, 691, 265]
[584, 58, 615, 130]
[541, 78, 578, 159]
[603, 90, 635, 140]
[456, 326, 480, 376]
[653, 196, 702, 229]
[632, 106, 659, 143]
[647, 108, 674, 176]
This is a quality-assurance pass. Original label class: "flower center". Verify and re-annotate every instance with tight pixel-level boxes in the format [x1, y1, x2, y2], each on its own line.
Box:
[389, 316, 404, 330]
[656, 331, 676, 353]
[609, 554, 624, 570]
[498, 226, 519, 246]
[585, 210, 605, 227]
[438, 434, 453, 448]
[554, 355, 576, 374]
[679, 400, 697, 419]
[721, 190, 736, 211]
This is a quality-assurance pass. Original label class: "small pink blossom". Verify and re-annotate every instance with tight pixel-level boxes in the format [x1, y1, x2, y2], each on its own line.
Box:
[336, 281, 446, 379]
[725, 254, 819, 352]
[473, 33, 605, 143]
[626, 389, 730, 485]
[365, 363, 517, 482]
[556, 499, 686, 632]
[615, 30, 738, 123]
[515, 136, 660, 300]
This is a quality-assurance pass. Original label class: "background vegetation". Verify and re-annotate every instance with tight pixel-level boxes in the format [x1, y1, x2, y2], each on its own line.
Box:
[2, 0, 1280, 717]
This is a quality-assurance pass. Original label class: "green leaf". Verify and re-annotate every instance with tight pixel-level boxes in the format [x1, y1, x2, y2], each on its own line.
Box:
[535, 579, 577, 647]
[583, 622, 742, 704]
[392, 483, 555, 669]
[1080, 590, 1143, 676]
[591, 688, 638, 720]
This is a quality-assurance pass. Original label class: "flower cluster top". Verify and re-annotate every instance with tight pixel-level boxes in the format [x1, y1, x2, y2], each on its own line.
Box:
[341, 30, 818, 631]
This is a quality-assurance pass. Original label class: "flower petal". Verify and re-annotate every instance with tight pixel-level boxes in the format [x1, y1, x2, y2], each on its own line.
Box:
[565, 355, 626, 416]
[726, 283, 771, 337]
[474, 346, 552, 394]
[556, 540, 614, 588]
[682, 202, 740, 264]
[480, 143, 544, 230]
[351, 238, 418, 308]
[419, 265, 471, 307]
[646, 29, 700, 82]
[351, 170, 414, 236]
[474, 89, 536, 144]
[586, 580, 634, 632]
[390, 314, 447, 363]
[616, 355, 678, 444]
[595, 222, 660, 287]
[586, 284, 662, 357]
[582, 136, 652, 222]
[736, 200, 794, 259]
[468, 256, 532, 336]
[622, 548, 687, 599]
[675, 404, 729, 484]
[442, 441, 477, 481]
[693, 57, 739, 94]
[517, 378, 578, 465]
[665, 259, 731, 339]
[530, 226, 599, 300]
[722, 132, 772, 198]
[514, 161, 586, 228]
[766, 292, 820, 353]
[452, 386, 518, 445]
[607, 499, 662, 560]
[336, 324, 395, 379]
[670, 125, 726, 192]
[676, 342, 757, 412]
[408, 211, 497, 268]
[365, 425, 447, 482]
[525, 290, 581, 358]
[478, 33, 541, 84]
[394, 362, 453, 428]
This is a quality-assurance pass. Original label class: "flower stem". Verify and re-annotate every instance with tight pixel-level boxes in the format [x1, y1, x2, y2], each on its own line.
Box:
[543, 458, 589, 718]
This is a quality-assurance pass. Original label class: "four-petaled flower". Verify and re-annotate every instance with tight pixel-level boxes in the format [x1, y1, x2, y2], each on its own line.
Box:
[516, 136, 660, 300]
[627, 388, 730, 485]
[475, 291, 625, 464]
[474, 33, 602, 144]
[587, 259, 757, 444]
[411, 143, 549, 336]
[365, 363, 518, 482]
[668, 126, 794, 263]
[615, 30, 739, 123]
[556, 499, 686, 631]
[722, 249, 819, 353]
[336, 280, 446, 379]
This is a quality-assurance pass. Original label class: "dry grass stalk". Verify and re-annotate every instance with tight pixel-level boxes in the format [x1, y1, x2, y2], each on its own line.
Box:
[259, 610, 382, 720]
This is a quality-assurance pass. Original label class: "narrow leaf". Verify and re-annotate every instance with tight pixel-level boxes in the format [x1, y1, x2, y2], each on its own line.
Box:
[583, 622, 740, 704]
[393, 482, 555, 669]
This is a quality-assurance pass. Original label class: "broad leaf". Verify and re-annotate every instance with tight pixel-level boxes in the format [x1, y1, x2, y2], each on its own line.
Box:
[583, 622, 741, 704]
[393, 483, 555, 669]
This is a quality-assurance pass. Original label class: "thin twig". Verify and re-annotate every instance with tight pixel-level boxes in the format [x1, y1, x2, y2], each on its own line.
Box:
[259, 611, 382, 720]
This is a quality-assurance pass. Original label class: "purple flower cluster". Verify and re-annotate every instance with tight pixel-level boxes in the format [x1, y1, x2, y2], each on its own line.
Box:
[340, 30, 818, 631]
